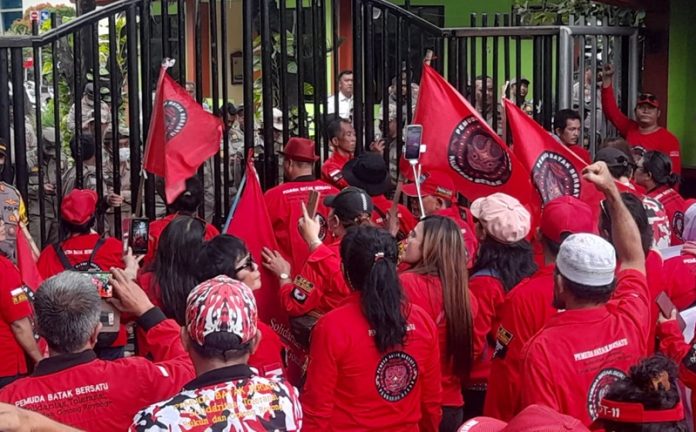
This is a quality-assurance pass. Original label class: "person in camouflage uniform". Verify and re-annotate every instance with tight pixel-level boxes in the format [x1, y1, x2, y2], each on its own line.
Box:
[28, 127, 61, 244]
[0, 181, 28, 263]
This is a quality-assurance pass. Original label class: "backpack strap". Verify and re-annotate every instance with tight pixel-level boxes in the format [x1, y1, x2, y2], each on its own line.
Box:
[52, 243, 75, 271]
[87, 237, 106, 268]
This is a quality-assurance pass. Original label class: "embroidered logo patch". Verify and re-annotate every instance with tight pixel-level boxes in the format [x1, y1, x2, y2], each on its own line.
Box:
[375, 351, 418, 402]
[587, 368, 626, 420]
[291, 288, 307, 304]
[673, 211, 685, 240]
[532, 151, 581, 204]
[293, 276, 314, 293]
[163, 100, 188, 141]
[493, 325, 514, 359]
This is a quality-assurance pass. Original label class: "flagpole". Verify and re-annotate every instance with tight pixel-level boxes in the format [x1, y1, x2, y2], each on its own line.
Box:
[222, 173, 247, 233]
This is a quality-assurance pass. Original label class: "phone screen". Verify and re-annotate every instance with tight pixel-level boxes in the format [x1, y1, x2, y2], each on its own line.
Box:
[129, 218, 150, 255]
[404, 125, 423, 161]
[90, 272, 113, 298]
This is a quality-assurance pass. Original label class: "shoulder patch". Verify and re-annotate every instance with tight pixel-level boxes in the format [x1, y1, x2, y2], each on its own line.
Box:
[291, 287, 307, 304]
[492, 325, 514, 359]
[293, 275, 314, 293]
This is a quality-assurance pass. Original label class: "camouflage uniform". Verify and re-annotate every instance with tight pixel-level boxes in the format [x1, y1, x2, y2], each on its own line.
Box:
[0, 182, 28, 263]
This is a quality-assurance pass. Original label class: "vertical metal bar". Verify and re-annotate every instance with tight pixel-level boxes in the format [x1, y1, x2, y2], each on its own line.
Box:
[542, 34, 553, 130]
[404, 20, 412, 123]
[209, 0, 222, 218]
[492, 14, 500, 129]
[503, 14, 510, 85]
[162, 0, 170, 60]
[220, 0, 230, 211]
[32, 21, 45, 244]
[532, 36, 541, 123]
[311, 0, 321, 159]
[331, 0, 339, 130]
[10, 48, 27, 200]
[140, 0, 155, 219]
[108, 16, 121, 237]
[447, 36, 456, 86]
[260, 0, 275, 186]
[279, 0, 289, 145]
[363, 2, 374, 144]
[515, 14, 521, 107]
[91, 22, 105, 233]
[51, 14, 63, 213]
[126, 5, 142, 218]
[394, 16, 402, 161]
[194, 0, 203, 104]
[469, 14, 476, 105]
[352, 0, 364, 152]
[578, 35, 586, 147]
[381, 8, 390, 166]
[590, 31, 598, 156]
[459, 35, 468, 98]
[177, 0, 186, 82]
[558, 27, 572, 111]
[73, 32, 84, 188]
[319, 0, 329, 161]
[242, 0, 254, 155]
[296, 0, 306, 137]
[627, 30, 639, 116]
[481, 14, 488, 125]
[0, 50, 8, 143]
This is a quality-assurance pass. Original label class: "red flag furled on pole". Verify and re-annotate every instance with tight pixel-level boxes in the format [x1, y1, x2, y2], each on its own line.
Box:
[144, 61, 223, 203]
[16, 225, 42, 291]
[504, 98, 605, 218]
[403, 64, 533, 205]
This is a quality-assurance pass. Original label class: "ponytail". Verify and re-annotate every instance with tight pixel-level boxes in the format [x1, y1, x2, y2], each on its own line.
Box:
[642, 151, 678, 187]
[667, 173, 680, 188]
[341, 226, 407, 353]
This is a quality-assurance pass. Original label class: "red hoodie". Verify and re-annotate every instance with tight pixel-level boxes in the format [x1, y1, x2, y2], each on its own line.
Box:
[0, 256, 34, 378]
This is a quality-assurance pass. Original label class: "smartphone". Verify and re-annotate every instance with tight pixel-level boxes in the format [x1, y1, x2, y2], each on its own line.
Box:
[90, 272, 113, 298]
[404, 124, 423, 161]
[656, 291, 686, 331]
[307, 190, 320, 219]
[128, 218, 150, 255]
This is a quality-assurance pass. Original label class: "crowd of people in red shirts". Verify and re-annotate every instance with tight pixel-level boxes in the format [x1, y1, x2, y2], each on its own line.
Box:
[0, 75, 695, 432]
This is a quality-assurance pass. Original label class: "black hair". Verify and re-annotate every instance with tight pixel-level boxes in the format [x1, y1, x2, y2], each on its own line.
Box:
[600, 192, 652, 256]
[471, 238, 538, 292]
[220, 102, 237, 117]
[167, 176, 204, 215]
[600, 354, 687, 432]
[69, 134, 96, 161]
[60, 216, 96, 239]
[641, 151, 679, 188]
[326, 118, 351, 142]
[189, 332, 252, 362]
[338, 70, 353, 80]
[340, 226, 407, 353]
[152, 216, 206, 325]
[560, 271, 616, 304]
[196, 234, 249, 282]
[554, 109, 582, 132]
[540, 232, 570, 257]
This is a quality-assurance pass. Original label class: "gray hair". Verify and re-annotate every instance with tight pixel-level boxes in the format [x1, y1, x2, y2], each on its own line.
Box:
[35, 271, 101, 354]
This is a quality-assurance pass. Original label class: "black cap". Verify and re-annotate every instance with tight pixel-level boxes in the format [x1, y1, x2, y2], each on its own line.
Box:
[595, 147, 633, 168]
[342, 152, 391, 196]
[324, 187, 373, 221]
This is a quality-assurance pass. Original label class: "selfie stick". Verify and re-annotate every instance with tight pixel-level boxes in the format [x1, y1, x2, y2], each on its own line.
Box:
[410, 159, 425, 219]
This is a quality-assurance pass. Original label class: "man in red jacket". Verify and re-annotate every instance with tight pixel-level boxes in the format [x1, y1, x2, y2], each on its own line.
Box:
[0, 269, 195, 431]
[519, 161, 649, 426]
[321, 118, 356, 188]
[265, 137, 339, 273]
[601, 64, 681, 174]
[484, 196, 595, 421]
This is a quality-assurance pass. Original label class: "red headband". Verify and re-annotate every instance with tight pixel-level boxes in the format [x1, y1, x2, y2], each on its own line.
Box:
[597, 399, 684, 423]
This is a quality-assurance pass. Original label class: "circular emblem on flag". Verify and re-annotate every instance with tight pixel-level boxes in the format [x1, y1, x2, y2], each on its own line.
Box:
[375, 351, 418, 402]
[163, 100, 188, 141]
[448, 116, 511, 186]
[587, 368, 626, 420]
[317, 214, 328, 241]
[532, 151, 581, 204]
[674, 211, 685, 240]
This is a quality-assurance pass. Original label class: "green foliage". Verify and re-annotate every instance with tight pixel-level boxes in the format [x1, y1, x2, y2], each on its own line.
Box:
[513, 0, 646, 27]
[8, 4, 76, 35]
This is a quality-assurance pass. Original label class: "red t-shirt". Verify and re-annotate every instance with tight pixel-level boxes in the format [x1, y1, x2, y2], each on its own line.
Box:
[0, 256, 33, 377]
[663, 252, 696, 310]
[144, 214, 220, 266]
[320, 152, 351, 189]
[301, 293, 442, 431]
[400, 272, 484, 408]
[467, 273, 506, 384]
[602, 85, 682, 174]
[567, 144, 592, 165]
[647, 186, 686, 246]
[520, 269, 650, 426]
[264, 178, 339, 273]
[371, 195, 417, 238]
[484, 265, 556, 420]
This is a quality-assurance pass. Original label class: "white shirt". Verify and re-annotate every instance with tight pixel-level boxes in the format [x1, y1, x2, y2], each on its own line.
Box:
[327, 91, 353, 119]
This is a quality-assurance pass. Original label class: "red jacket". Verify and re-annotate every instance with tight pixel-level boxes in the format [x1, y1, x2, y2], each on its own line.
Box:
[280, 241, 350, 317]
[0, 308, 195, 431]
[264, 177, 339, 273]
[301, 293, 442, 431]
[37, 233, 127, 347]
[0, 256, 33, 378]
[321, 152, 351, 189]
[484, 265, 556, 420]
[400, 272, 483, 408]
[567, 144, 592, 165]
[664, 252, 696, 310]
[602, 85, 682, 174]
[372, 195, 418, 238]
[647, 186, 686, 246]
[520, 269, 650, 426]
[143, 213, 220, 266]
[467, 273, 506, 384]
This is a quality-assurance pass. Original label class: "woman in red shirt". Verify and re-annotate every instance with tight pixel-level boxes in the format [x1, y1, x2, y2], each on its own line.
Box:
[400, 216, 477, 432]
[302, 226, 442, 431]
[635, 151, 686, 246]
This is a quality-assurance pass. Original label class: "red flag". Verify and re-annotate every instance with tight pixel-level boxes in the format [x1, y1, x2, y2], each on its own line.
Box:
[404, 64, 533, 205]
[16, 227, 42, 291]
[144, 65, 223, 203]
[504, 98, 605, 218]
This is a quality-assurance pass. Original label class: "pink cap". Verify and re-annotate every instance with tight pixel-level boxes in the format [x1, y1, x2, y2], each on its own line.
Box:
[470, 193, 531, 244]
[458, 405, 590, 432]
[540, 195, 596, 243]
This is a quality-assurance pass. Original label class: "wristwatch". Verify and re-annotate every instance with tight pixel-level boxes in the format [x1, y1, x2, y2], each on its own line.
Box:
[279, 273, 290, 281]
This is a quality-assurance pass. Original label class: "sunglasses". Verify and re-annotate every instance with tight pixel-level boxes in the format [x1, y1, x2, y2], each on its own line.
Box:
[234, 255, 255, 274]
[638, 94, 657, 103]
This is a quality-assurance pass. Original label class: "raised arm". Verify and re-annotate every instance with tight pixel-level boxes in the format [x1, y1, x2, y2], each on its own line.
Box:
[601, 64, 634, 136]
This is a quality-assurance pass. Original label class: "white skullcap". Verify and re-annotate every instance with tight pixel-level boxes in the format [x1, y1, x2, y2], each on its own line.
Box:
[556, 233, 617, 287]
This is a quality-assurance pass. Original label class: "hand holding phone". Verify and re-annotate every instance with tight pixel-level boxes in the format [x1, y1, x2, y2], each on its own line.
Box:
[306, 190, 320, 220]
[656, 291, 686, 331]
[128, 218, 150, 255]
[404, 124, 423, 161]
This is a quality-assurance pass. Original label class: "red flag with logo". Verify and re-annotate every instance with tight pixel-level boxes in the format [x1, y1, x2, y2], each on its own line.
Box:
[144, 65, 223, 203]
[402, 64, 533, 205]
[504, 98, 605, 219]
[226, 157, 305, 383]
[16, 227, 42, 291]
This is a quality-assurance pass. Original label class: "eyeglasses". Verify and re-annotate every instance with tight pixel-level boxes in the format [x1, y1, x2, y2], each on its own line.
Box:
[234, 255, 255, 274]
[638, 94, 657, 103]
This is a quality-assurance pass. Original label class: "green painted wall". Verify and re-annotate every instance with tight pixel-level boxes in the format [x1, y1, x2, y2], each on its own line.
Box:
[667, 0, 696, 168]
[389, 0, 513, 27]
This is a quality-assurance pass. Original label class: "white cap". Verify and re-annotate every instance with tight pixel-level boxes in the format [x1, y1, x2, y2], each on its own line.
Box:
[556, 233, 617, 287]
[272, 108, 284, 131]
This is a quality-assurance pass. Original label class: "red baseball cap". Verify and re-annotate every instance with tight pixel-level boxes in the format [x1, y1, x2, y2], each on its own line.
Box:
[61, 189, 98, 225]
[402, 171, 456, 201]
[636, 93, 659, 109]
[280, 137, 319, 162]
[540, 195, 596, 243]
[458, 405, 589, 432]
